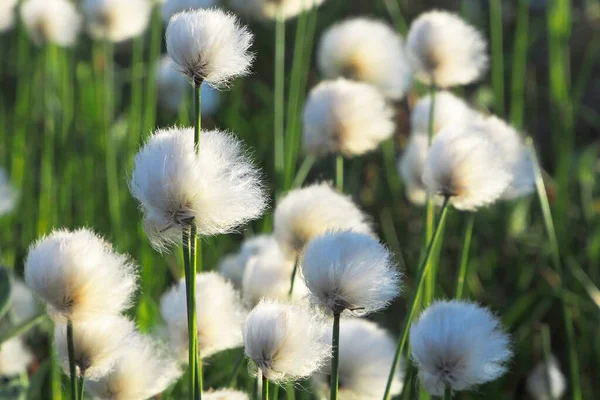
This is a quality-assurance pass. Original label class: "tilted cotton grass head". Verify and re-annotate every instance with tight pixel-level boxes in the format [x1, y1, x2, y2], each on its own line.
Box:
[243, 300, 329, 382]
[303, 79, 395, 157]
[130, 127, 267, 251]
[526, 356, 567, 400]
[20, 0, 82, 47]
[410, 91, 477, 135]
[231, 0, 325, 21]
[24, 228, 138, 322]
[83, 0, 152, 43]
[0, 168, 17, 217]
[301, 230, 401, 316]
[162, 0, 218, 23]
[166, 8, 254, 88]
[317, 18, 412, 100]
[409, 300, 512, 396]
[406, 10, 488, 87]
[203, 389, 249, 400]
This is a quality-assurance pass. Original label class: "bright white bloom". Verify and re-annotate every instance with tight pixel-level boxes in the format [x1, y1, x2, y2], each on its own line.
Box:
[422, 127, 511, 211]
[410, 91, 477, 136]
[160, 272, 245, 361]
[9, 277, 38, 325]
[20, 0, 82, 47]
[83, 0, 152, 43]
[24, 228, 138, 322]
[204, 389, 249, 400]
[317, 18, 411, 100]
[130, 127, 267, 251]
[397, 134, 429, 205]
[409, 300, 512, 396]
[273, 182, 372, 257]
[166, 8, 254, 87]
[301, 230, 400, 316]
[0, 337, 33, 376]
[303, 79, 395, 157]
[243, 300, 329, 382]
[313, 319, 404, 400]
[526, 356, 567, 400]
[0, 169, 17, 217]
[162, 0, 218, 22]
[0, 0, 19, 32]
[85, 333, 181, 400]
[231, 0, 325, 21]
[218, 254, 245, 287]
[54, 316, 135, 379]
[406, 10, 488, 87]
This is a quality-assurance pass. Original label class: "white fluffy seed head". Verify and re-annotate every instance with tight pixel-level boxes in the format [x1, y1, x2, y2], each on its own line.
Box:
[20, 0, 82, 47]
[409, 300, 512, 396]
[243, 300, 329, 382]
[303, 79, 395, 157]
[273, 183, 373, 258]
[317, 18, 412, 100]
[8, 277, 38, 325]
[526, 356, 567, 400]
[160, 272, 246, 361]
[231, 0, 325, 21]
[24, 228, 138, 322]
[166, 8, 254, 88]
[301, 230, 401, 316]
[218, 235, 276, 287]
[397, 134, 429, 205]
[203, 389, 249, 400]
[130, 127, 267, 251]
[162, 0, 218, 22]
[83, 0, 152, 43]
[0, 168, 17, 217]
[406, 10, 488, 87]
[54, 316, 135, 380]
[0, 0, 19, 32]
[422, 127, 512, 211]
[410, 91, 477, 136]
[0, 337, 33, 376]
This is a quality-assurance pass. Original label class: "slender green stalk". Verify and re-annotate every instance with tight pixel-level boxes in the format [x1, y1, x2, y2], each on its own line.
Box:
[489, 0, 505, 117]
[541, 325, 555, 400]
[78, 375, 85, 400]
[129, 36, 145, 152]
[510, 0, 529, 129]
[183, 228, 196, 400]
[144, 5, 163, 134]
[227, 352, 246, 388]
[424, 83, 436, 306]
[286, 383, 295, 400]
[330, 312, 341, 400]
[443, 387, 452, 400]
[288, 257, 299, 297]
[66, 320, 77, 400]
[272, 382, 280, 400]
[335, 155, 344, 192]
[0, 314, 44, 345]
[455, 214, 475, 299]
[291, 155, 315, 189]
[383, 0, 408, 33]
[274, 13, 286, 197]
[262, 373, 269, 400]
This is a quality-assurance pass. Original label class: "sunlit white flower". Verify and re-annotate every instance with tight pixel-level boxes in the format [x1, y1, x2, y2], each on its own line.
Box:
[526, 356, 567, 400]
[243, 300, 329, 382]
[0, 0, 19, 33]
[0, 337, 33, 376]
[204, 389, 249, 400]
[166, 8, 254, 87]
[410, 91, 477, 135]
[397, 134, 429, 205]
[162, 0, 218, 22]
[301, 230, 400, 316]
[83, 0, 152, 43]
[0, 169, 17, 217]
[303, 79, 395, 157]
[406, 10, 488, 87]
[9, 277, 38, 325]
[409, 300, 511, 396]
[317, 18, 411, 100]
[231, 0, 325, 21]
[24, 228, 138, 322]
[313, 319, 405, 400]
[130, 127, 267, 251]
[20, 0, 82, 47]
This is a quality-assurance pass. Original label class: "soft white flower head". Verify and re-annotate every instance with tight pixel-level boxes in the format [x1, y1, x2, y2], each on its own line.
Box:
[409, 300, 512, 396]
[231, 0, 325, 21]
[243, 300, 329, 382]
[526, 356, 567, 400]
[9, 277, 38, 325]
[130, 127, 267, 251]
[54, 316, 135, 380]
[397, 134, 429, 205]
[422, 127, 512, 211]
[24, 228, 138, 322]
[160, 272, 245, 361]
[85, 332, 181, 400]
[273, 182, 373, 257]
[301, 230, 401, 316]
[406, 10, 488, 87]
[317, 18, 412, 100]
[0, 168, 17, 217]
[303, 79, 395, 157]
[0, 0, 19, 32]
[203, 389, 249, 400]
[162, 0, 218, 22]
[166, 8, 254, 88]
[410, 91, 477, 135]
[313, 319, 404, 400]
[20, 0, 82, 47]
[83, 0, 152, 43]
[0, 337, 33, 376]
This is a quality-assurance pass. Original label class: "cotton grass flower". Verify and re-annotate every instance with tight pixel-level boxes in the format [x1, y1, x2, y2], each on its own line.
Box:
[317, 18, 412, 100]
[0, 0, 18, 32]
[231, 0, 325, 21]
[409, 300, 512, 396]
[83, 0, 152, 43]
[203, 389, 249, 400]
[8, 277, 38, 325]
[130, 127, 267, 251]
[526, 356, 567, 400]
[0, 337, 33, 376]
[166, 8, 254, 88]
[406, 10, 488, 87]
[397, 134, 429, 205]
[24, 228, 138, 322]
[410, 91, 477, 135]
[303, 79, 395, 157]
[243, 300, 329, 382]
[20, 0, 82, 47]
[218, 235, 275, 287]
[0, 168, 17, 217]
[162, 0, 218, 23]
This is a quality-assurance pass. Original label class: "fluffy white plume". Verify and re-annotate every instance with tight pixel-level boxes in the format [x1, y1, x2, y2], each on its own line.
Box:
[410, 91, 477, 136]
[204, 389, 249, 400]
[83, 0, 152, 43]
[303, 79, 395, 157]
[0, 0, 19, 32]
[162, 0, 218, 22]
[313, 318, 405, 400]
[273, 183, 372, 257]
[0, 169, 17, 217]
[397, 134, 429, 205]
[20, 0, 82, 47]
[130, 127, 267, 251]
[231, 0, 325, 21]
[166, 8, 254, 87]
[0, 337, 33, 376]
[160, 272, 245, 361]
[243, 300, 329, 382]
[9, 277, 38, 325]
[301, 230, 401, 316]
[526, 356, 567, 400]
[422, 127, 511, 211]
[317, 18, 412, 100]
[406, 10, 488, 87]
[24, 228, 138, 322]
[409, 300, 512, 396]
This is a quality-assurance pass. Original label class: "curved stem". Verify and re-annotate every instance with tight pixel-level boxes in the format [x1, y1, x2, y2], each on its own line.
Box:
[274, 13, 286, 198]
[66, 320, 77, 400]
[262, 372, 269, 400]
[288, 257, 299, 297]
[335, 155, 344, 192]
[227, 351, 246, 388]
[183, 229, 196, 400]
[455, 214, 475, 299]
[78, 375, 85, 400]
[330, 312, 341, 400]
[424, 82, 437, 306]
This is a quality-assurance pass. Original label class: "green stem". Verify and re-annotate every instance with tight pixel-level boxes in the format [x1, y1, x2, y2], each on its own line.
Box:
[78, 375, 85, 400]
[424, 83, 437, 306]
[183, 228, 196, 400]
[66, 320, 77, 400]
[271, 382, 280, 400]
[291, 155, 315, 189]
[335, 155, 344, 192]
[129, 35, 145, 152]
[455, 214, 475, 299]
[194, 83, 202, 150]
[144, 5, 162, 134]
[383, 0, 408, 33]
[490, 0, 505, 117]
[0, 314, 44, 345]
[443, 387, 452, 400]
[288, 257, 299, 297]
[274, 13, 286, 197]
[509, 0, 529, 129]
[227, 352, 246, 388]
[330, 312, 341, 400]
[262, 373, 269, 400]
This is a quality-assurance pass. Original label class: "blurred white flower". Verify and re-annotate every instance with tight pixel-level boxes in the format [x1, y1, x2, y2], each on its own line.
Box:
[409, 300, 511, 396]
[20, 0, 82, 47]
[317, 18, 412, 100]
[231, 0, 325, 21]
[9, 277, 38, 325]
[0, 337, 33, 376]
[218, 235, 275, 287]
[204, 389, 249, 400]
[303, 79, 395, 157]
[0, 0, 18, 32]
[397, 134, 429, 205]
[0, 169, 17, 217]
[162, 0, 218, 22]
[526, 356, 567, 400]
[410, 91, 477, 136]
[83, 0, 152, 43]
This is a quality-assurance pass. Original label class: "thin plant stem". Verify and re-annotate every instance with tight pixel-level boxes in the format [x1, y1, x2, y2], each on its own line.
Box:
[78, 375, 85, 400]
[335, 155, 344, 192]
[66, 320, 77, 400]
[455, 214, 475, 299]
[129, 35, 145, 153]
[183, 228, 196, 400]
[288, 257, 299, 297]
[383, 0, 408, 33]
[144, 5, 163, 134]
[541, 325, 555, 400]
[443, 387, 452, 400]
[274, 13, 286, 197]
[286, 383, 295, 400]
[291, 155, 315, 189]
[490, 0, 505, 117]
[262, 372, 269, 400]
[510, 0, 529, 129]
[424, 83, 436, 306]
[330, 312, 341, 400]
[227, 352, 246, 388]
[272, 382, 280, 400]
[0, 314, 44, 345]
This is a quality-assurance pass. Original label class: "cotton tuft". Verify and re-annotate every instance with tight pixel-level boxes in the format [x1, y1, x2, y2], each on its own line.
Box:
[162, 0, 218, 22]
[526, 356, 567, 400]
[0, 0, 19, 32]
[20, 0, 82, 47]
[303, 79, 395, 157]
[0, 337, 33, 376]
[0, 169, 17, 217]
[397, 134, 429, 205]
[409, 300, 512, 396]
[203, 389, 249, 400]
[8, 277, 38, 325]
[231, 0, 325, 21]
[83, 0, 152, 43]
[410, 91, 477, 136]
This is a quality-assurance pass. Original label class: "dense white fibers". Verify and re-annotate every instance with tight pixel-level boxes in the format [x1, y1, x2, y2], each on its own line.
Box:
[20, 0, 82, 47]
[0, 168, 17, 216]
[526, 356, 567, 400]
[0, 337, 33, 376]
[83, 0, 152, 43]
[231, 0, 326, 21]
[203, 389, 249, 400]
[162, 0, 218, 22]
